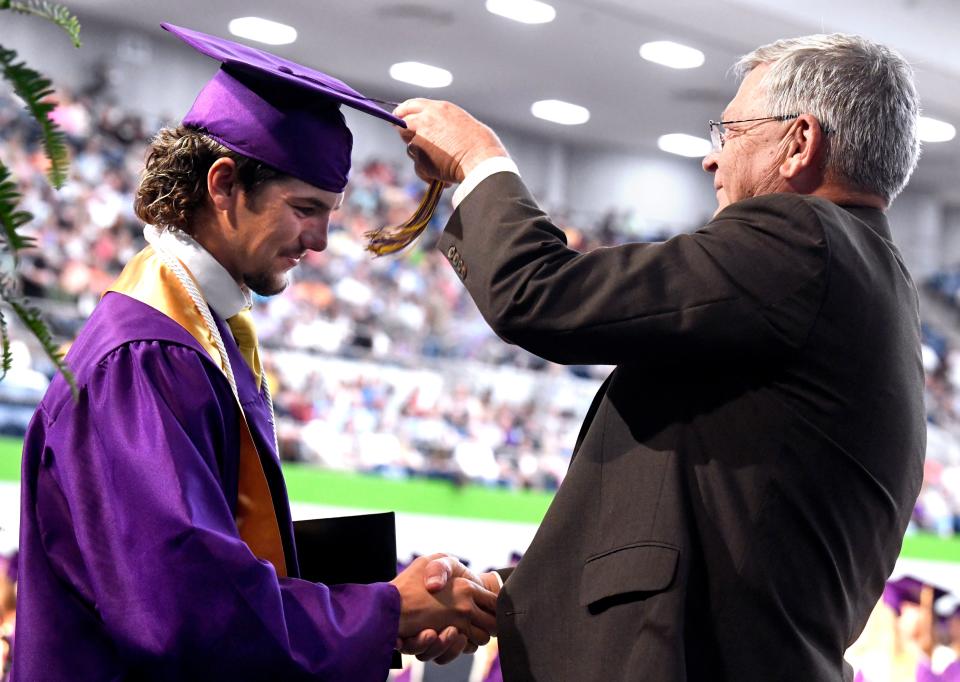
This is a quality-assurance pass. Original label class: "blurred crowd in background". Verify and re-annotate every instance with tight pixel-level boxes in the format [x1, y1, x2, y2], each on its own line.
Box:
[3, 87, 960, 531]
[918, 320, 960, 540]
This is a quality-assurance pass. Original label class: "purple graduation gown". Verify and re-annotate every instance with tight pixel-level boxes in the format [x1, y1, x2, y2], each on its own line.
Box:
[918, 660, 960, 682]
[14, 292, 400, 681]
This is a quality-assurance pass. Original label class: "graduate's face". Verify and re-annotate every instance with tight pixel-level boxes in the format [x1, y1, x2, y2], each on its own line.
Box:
[701, 64, 793, 215]
[232, 177, 337, 296]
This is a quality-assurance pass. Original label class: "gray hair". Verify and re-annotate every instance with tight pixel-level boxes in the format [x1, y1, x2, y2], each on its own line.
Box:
[735, 34, 921, 204]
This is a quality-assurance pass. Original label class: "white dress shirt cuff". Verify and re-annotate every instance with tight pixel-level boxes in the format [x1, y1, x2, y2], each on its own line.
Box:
[451, 156, 520, 209]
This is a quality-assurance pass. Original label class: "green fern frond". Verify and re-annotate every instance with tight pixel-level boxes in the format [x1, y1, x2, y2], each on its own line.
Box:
[0, 308, 11, 381]
[0, 161, 39, 261]
[4, 1, 81, 47]
[9, 299, 76, 398]
[0, 276, 76, 397]
[0, 45, 71, 188]
[0, 1, 80, 394]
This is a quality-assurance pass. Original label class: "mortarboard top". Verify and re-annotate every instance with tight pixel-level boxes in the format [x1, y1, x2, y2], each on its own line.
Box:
[161, 23, 404, 195]
[882, 575, 949, 614]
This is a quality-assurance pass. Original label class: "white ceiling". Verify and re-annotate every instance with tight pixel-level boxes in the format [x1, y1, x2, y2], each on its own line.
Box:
[52, 0, 960, 204]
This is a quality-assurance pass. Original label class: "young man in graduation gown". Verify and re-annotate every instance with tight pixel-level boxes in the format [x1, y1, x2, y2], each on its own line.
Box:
[396, 34, 926, 681]
[13, 24, 496, 681]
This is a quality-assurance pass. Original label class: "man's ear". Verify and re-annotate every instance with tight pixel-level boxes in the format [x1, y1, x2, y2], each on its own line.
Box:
[208, 157, 240, 212]
[779, 114, 826, 181]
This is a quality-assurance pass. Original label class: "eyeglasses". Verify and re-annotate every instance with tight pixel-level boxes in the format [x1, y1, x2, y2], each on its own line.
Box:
[708, 114, 799, 153]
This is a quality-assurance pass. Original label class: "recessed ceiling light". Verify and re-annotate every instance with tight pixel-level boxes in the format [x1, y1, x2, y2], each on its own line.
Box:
[640, 41, 705, 69]
[228, 17, 297, 46]
[531, 99, 590, 126]
[657, 133, 712, 158]
[486, 0, 556, 24]
[918, 116, 956, 143]
[389, 61, 453, 88]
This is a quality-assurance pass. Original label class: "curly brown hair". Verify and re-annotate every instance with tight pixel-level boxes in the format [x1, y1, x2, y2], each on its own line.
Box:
[134, 126, 285, 231]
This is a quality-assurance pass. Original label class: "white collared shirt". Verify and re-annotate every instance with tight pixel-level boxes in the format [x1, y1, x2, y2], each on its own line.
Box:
[143, 225, 250, 319]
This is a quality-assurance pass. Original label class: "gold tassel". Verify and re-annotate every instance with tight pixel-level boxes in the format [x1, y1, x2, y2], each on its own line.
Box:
[365, 179, 445, 256]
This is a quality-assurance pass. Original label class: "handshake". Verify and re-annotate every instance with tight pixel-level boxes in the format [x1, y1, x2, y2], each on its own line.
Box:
[390, 554, 501, 664]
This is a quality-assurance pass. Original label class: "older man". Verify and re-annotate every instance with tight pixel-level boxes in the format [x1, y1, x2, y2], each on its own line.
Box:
[14, 24, 497, 681]
[398, 34, 926, 681]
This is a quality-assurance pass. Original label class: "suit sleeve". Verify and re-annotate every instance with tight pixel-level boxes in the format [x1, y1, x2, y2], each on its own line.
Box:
[438, 172, 829, 367]
[37, 341, 399, 681]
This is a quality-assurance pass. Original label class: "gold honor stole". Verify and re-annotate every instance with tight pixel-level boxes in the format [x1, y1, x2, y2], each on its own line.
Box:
[105, 245, 288, 577]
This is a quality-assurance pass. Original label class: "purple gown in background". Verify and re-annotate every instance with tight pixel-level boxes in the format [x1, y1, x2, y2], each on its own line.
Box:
[14, 292, 400, 681]
[918, 659, 960, 682]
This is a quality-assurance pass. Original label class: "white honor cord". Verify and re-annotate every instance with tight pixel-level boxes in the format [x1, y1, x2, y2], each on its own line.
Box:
[146, 230, 279, 453]
[261, 373, 279, 454]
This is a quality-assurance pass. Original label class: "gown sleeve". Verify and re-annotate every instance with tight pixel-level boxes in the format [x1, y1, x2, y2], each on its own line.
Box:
[36, 340, 400, 681]
[439, 173, 829, 367]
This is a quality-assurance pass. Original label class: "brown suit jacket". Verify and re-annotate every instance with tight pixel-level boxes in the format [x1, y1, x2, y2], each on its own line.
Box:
[441, 173, 925, 681]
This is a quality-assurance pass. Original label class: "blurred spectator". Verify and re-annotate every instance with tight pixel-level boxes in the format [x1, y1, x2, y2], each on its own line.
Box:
[848, 577, 944, 682]
[915, 582, 960, 681]
[0, 552, 15, 682]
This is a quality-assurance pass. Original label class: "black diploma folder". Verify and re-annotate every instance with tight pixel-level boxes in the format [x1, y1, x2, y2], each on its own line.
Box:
[293, 512, 402, 668]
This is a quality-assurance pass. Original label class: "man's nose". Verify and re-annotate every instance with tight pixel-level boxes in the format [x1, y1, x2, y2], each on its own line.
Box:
[301, 216, 329, 253]
[702, 150, 719, 173]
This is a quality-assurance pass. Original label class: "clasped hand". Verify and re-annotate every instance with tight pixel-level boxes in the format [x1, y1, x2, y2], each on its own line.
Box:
[390, 553, 501, 664]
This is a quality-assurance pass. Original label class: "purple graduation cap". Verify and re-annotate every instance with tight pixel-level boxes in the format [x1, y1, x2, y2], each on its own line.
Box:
[882, 575, 948, 615]
[161, 23, 404, 194]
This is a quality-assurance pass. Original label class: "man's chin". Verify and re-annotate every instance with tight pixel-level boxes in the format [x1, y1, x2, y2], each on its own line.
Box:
[713, 189, 731, 217]
[244, 271, 289, 297]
